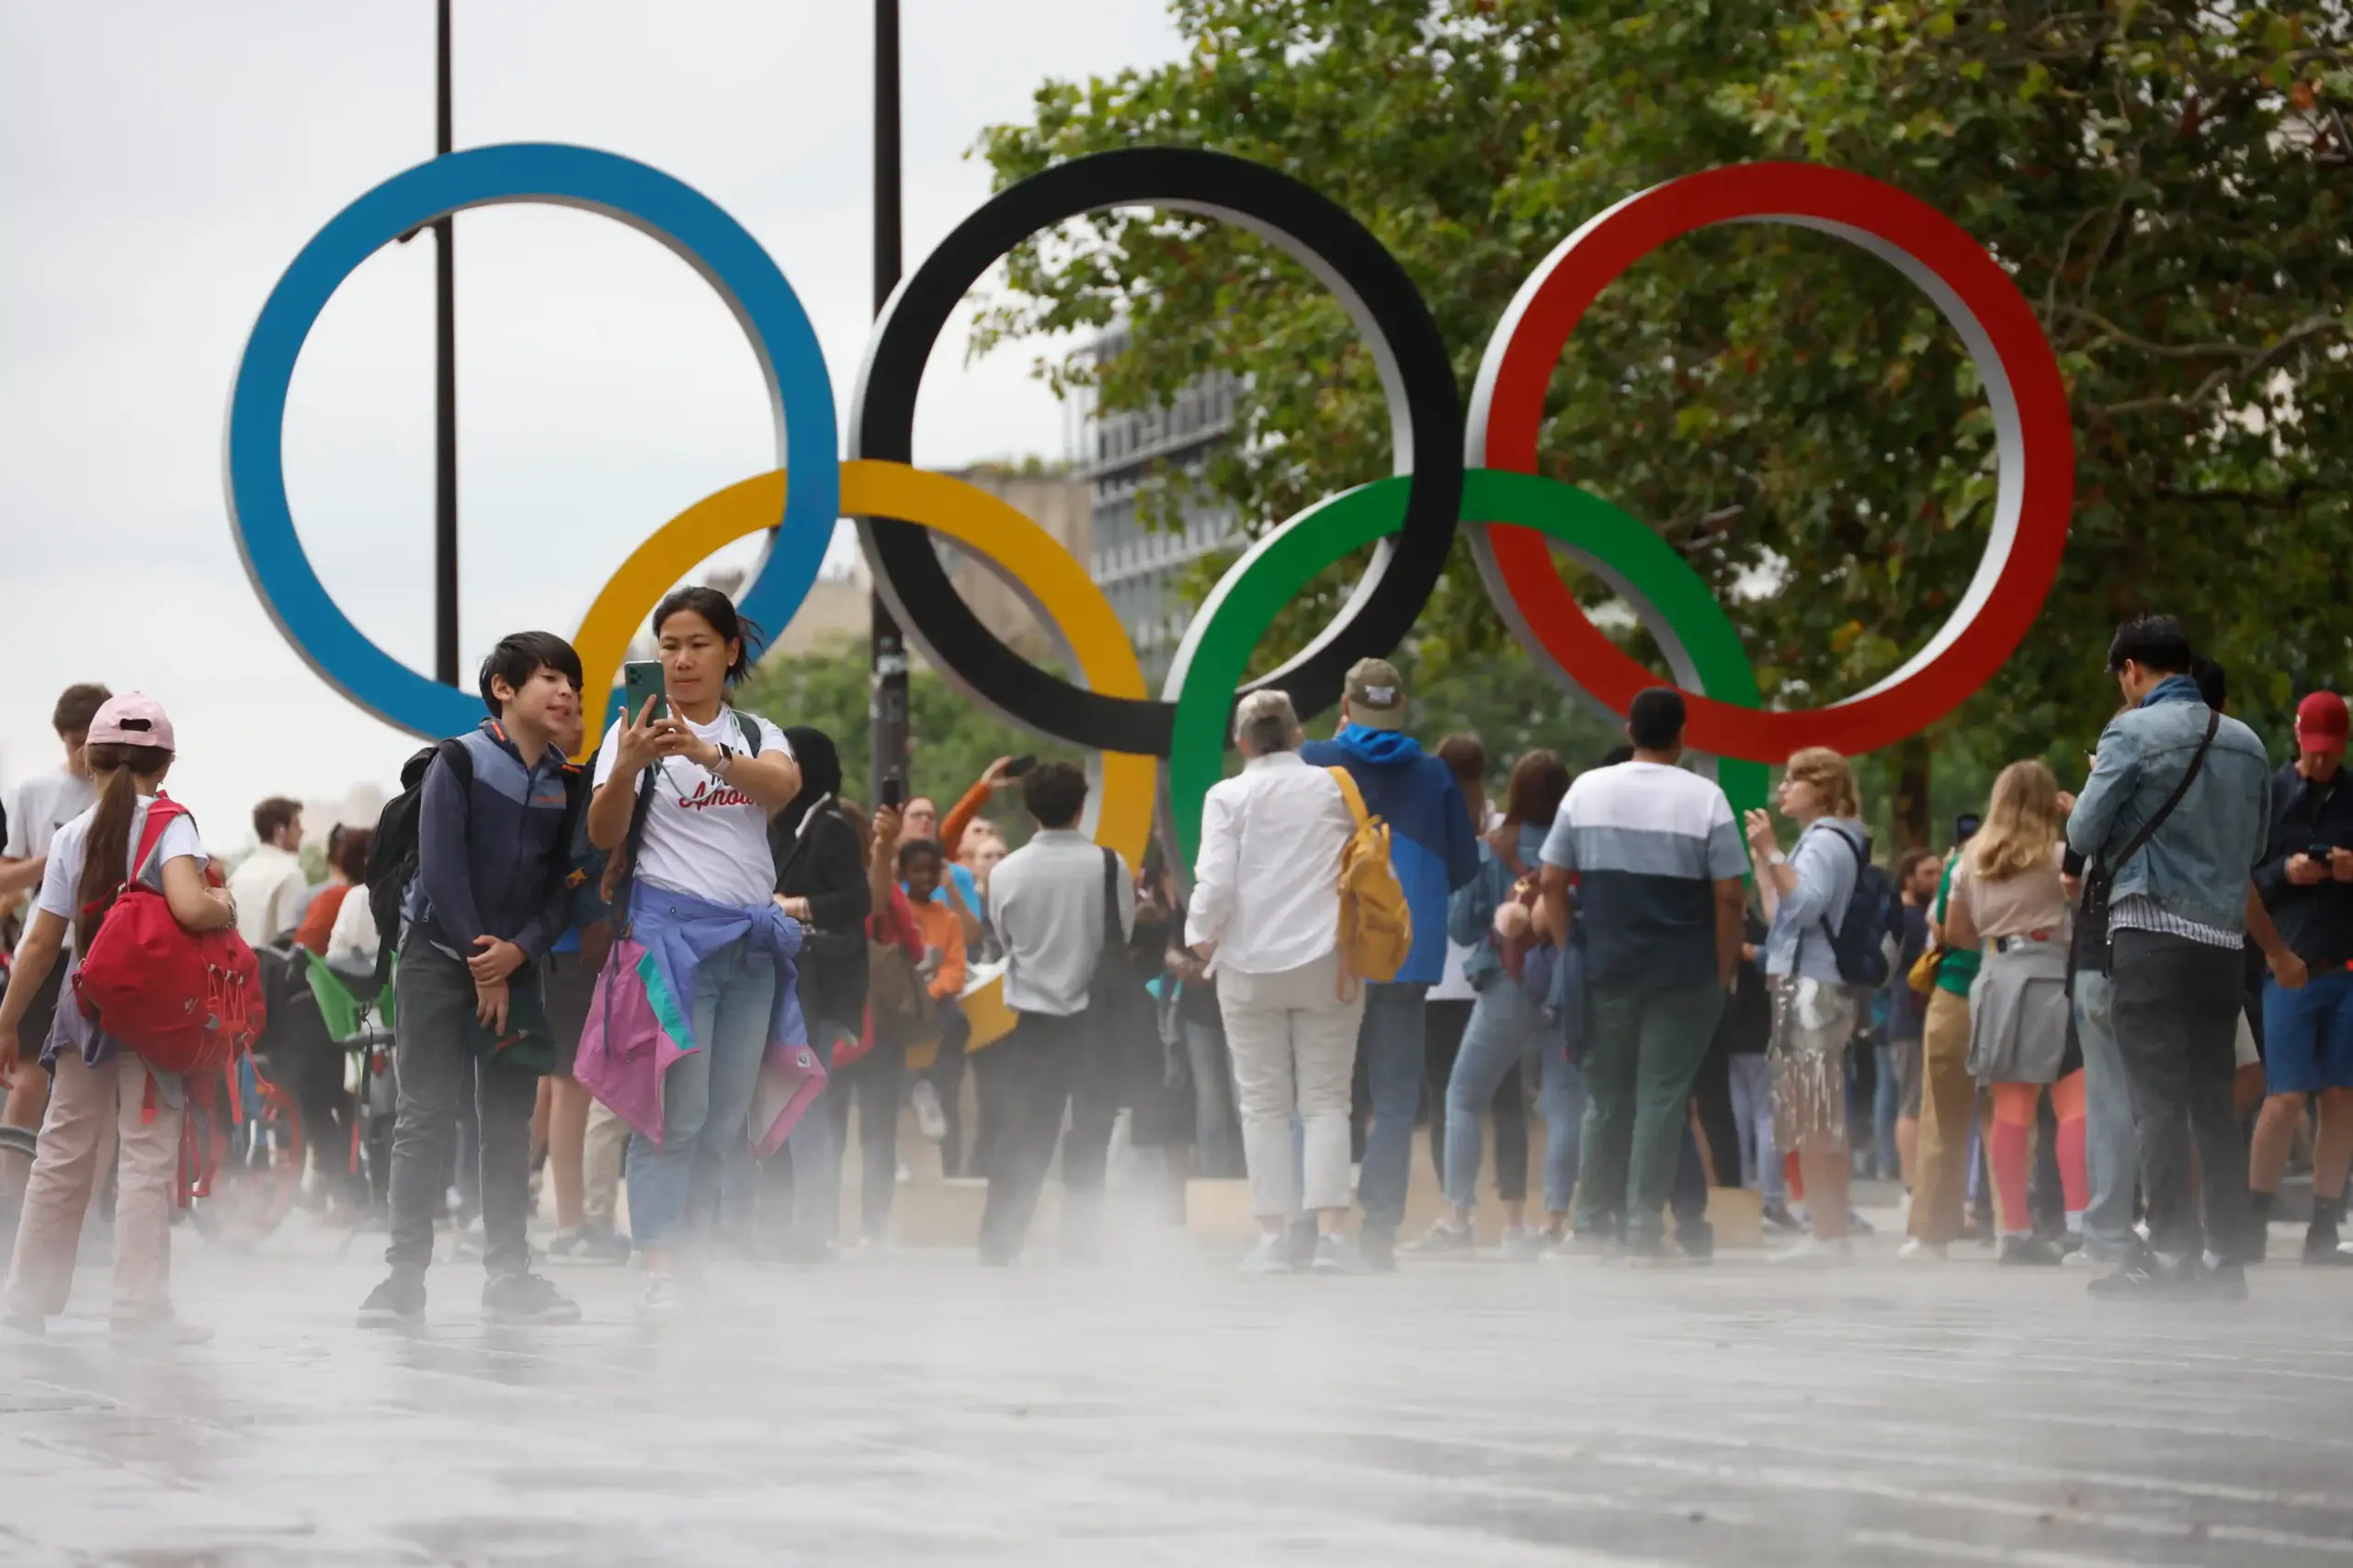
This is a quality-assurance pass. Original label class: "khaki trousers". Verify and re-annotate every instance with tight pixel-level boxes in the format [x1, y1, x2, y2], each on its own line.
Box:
[5, 1053, 180, 1321]
[1910, 988, 1975, 1245]
[583, 1100, 629, 1230]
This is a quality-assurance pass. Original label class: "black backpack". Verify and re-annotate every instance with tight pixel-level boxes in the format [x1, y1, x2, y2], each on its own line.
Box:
[363, 736, 590, 987]
[1808, 824, 1904, 989]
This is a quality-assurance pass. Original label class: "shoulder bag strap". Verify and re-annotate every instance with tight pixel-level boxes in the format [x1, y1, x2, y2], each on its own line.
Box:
[1324, 766, 1371, 829]
[2096, 708, 2221, 888]
[130, 797, 189, 885]
[607, 768, 661, 938]
[1099, 846, 1122, 954]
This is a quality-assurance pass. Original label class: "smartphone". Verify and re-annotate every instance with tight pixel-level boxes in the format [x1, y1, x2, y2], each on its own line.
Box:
[879, 773, 905, 810]
[1005, 754, 1039, 778]
[2310, 843, 2336, 864]
[622, 660, 667, 724]
[1953, 813, 1982, 846]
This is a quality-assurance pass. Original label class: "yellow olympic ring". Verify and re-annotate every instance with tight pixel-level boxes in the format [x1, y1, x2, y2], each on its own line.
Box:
[573, 458, 1155, 1051]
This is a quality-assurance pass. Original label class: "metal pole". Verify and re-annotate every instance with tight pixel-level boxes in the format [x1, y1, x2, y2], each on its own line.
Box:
[868, 0, 909, 803]
[433, 0, 460, 687]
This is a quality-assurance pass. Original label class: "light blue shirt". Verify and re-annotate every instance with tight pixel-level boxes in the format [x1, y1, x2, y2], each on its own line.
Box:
[1763, 818, 1864, 983]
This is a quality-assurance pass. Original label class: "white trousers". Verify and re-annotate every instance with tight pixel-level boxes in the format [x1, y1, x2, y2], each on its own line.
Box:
[1216, 949, 1366, 1220]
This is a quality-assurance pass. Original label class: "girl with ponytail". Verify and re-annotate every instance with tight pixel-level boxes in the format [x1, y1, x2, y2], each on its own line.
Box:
[0, 694, 233, 1342]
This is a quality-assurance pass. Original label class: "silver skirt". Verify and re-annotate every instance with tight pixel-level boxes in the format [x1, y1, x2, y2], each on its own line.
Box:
[1768, 975, 1861, 1149]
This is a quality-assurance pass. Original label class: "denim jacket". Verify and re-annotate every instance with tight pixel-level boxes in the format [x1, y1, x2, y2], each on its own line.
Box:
[2064, 675, 2271, 935]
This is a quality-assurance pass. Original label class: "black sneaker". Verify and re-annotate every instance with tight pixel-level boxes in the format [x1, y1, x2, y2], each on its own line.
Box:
[2087, 1252, 2195, 1299]
[2190, 1259, 2250, 1301]
[1998, 1234, 2063, 1267]
[1760, 1200, 1803, 1233]
[483, 1272, 582, 1326]
[2304, 1228, 2353, 1267]
[358, 1274, 426, 1327]
[1360, 1228, 1398, 1274]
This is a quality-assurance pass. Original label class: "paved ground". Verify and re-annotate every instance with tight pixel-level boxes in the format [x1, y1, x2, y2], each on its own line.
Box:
[2, 1211, 2350, 1568]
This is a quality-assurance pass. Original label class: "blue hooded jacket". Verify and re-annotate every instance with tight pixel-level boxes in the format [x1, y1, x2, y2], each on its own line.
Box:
[1300, 724, 1480, 984]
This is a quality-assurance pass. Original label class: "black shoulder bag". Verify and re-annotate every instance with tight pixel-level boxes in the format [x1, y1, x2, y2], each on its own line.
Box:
[2079, 708, 2220, 975]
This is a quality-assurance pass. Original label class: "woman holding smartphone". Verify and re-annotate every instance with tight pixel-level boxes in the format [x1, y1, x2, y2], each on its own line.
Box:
[0, 694, 235, 1341]
[585, 587, 802, 1317]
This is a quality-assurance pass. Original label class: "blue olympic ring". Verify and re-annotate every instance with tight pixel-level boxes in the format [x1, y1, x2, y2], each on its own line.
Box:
[223, 143, 838, 738]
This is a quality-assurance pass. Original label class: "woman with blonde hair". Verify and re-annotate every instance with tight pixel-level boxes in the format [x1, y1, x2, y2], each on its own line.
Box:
[1745, 746, 1870, 1264]
[1940, 759, 2087, 1266]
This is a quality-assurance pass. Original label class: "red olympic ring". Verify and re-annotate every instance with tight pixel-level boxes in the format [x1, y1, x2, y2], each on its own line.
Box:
[1469, 161, 2074, 762]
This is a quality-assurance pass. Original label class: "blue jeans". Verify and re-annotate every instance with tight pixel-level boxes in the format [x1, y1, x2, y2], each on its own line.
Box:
[628, 938, 777, 1253]
[1872, 1040, 1904, 1179]
[1356, 983, 1428, 1234]
[1442, 981, 1584, 1215]
[1184, 1020, 1244, 1180]
[2071, 970, 2135, 1254]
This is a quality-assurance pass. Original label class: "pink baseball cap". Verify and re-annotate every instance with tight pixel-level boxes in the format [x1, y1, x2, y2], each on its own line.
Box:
[85, 691, 176, 752]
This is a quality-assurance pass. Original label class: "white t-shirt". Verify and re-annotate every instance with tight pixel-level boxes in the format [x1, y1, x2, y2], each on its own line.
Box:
[593, 707, 791, 910]
[36, 797, 209, 955]
[5, 768, 98, 859]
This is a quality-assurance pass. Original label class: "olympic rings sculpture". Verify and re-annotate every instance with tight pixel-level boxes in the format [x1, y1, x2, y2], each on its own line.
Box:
[226, 142, 2074, 874]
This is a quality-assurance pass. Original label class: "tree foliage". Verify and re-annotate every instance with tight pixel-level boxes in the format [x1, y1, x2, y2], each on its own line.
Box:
[976, 0, 2353, 838]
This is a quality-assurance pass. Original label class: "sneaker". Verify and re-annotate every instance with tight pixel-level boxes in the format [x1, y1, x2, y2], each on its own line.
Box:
[1621, 1237, 1682, 1268]
[1998, 1234, 2063, 1267]
[109, 1310, 212, 1346]
[2304, 1229, 2353, 1267]
[1359, 1228, 1398, 1274]
[1896, 1237, 1948, 1264]
[1545, 1230, 1618, 1263]
[483, 1272, 582, 1326]
[1239, 1234, 1294, 1277]
[911, 1080, 948, 1142]
[358, 1274, 426, 1327]
[637, 1273, 685, 1321]
[2190, 1259, 2250, 1301]
[1845, 1210, 1877, 1237]
[1402, 1221, 1475, 1258]
[1312, 1233, 1370, 1275]
[1770, 1234, 1853, 1267]
[1674, 1220, 1715, 1263]
[2087, 1252, 2196, 1299]
[1760, 1200, 1803, 1233]
[1498, 1225, 1544, 1263]
[545, 1226, 632, 1266]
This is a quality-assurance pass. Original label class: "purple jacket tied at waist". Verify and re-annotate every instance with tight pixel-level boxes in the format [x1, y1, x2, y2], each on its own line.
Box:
[575, 889, 824, 1155]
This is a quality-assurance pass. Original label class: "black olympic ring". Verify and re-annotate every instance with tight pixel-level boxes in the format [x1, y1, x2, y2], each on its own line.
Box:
[848, 145, 1464, 758]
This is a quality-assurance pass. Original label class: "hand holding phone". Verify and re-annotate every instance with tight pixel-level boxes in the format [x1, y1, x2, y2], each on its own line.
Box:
[880, 773, 905, 810]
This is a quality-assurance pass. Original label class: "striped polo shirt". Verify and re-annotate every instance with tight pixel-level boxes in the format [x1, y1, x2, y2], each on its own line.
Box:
[1540, 760, 1750, 992]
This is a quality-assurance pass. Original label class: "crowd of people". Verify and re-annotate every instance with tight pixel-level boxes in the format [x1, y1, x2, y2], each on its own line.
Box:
[0, 608, 2346, 1334]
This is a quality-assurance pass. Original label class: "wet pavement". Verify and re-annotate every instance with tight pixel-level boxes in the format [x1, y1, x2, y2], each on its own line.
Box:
[2, 1217, 2350, 1566]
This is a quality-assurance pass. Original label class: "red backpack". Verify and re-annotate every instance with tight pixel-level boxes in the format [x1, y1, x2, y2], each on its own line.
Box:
[74, 797, 264, 1075]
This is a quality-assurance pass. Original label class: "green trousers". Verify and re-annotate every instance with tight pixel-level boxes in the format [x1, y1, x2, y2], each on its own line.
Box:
[1573, 982, 1726, 1245]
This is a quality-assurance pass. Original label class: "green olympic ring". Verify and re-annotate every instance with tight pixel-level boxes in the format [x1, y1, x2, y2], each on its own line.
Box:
[1162, 467, 1769, 869]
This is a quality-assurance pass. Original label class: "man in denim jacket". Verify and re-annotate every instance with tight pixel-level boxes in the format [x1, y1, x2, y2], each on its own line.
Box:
[2067, 616, 2302, 1299]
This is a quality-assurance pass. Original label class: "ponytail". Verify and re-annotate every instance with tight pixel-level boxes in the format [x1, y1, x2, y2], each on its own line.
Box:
[73, 743, 176, 952]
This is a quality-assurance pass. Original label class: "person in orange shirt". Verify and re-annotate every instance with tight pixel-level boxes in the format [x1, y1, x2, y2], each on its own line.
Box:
[900, 840, 969, 1004]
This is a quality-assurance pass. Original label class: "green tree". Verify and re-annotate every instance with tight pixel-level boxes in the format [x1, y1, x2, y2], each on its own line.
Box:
[978, 0, 2353, 846]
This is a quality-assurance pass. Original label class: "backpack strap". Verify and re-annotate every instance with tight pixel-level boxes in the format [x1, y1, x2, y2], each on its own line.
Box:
[733, 710, 762, 756]
[130, 797, 192, 886]
[1099, 846, 1123, 954]
[1325, 767, 1371, 829]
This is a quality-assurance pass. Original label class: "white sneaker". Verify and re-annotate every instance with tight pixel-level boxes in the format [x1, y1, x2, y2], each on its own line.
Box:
[911, 1080, 948, 1142]
[1239, 1235, 1293, 1277]
[1498, 1225, 1544, 1262]
[1771, 1234, 1854, 1267]
[637, 1273, 684, 1322]
[1896, 1238, 1948, 1263]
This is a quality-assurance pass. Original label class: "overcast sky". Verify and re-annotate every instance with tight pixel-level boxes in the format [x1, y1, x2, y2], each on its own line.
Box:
[0, 1, 1183, 847]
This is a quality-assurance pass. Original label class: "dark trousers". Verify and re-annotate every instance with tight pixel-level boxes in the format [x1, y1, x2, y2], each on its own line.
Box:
[2110, 929, 2250, 1261]
[828, 1041, 904, 1244]
[978, 1011, 1117, 1260]
[1690, 1034, 1739, 1187]
[385, 940, 538, 1280]
[969, 1035, 1017, 1181]
[1424, 996, 1528, 1203]
[923, 1004, 972, 1177]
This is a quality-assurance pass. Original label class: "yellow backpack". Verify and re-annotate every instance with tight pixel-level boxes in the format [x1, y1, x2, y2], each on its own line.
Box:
[1324, 767, 1414, 995]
